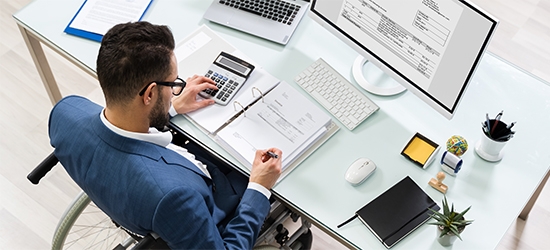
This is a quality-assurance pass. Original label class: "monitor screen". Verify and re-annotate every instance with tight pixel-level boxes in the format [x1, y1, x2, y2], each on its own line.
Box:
[309, 0, 498, 119]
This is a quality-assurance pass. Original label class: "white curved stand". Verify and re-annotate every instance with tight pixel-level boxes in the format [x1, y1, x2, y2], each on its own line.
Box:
[352, 56, 407, 96]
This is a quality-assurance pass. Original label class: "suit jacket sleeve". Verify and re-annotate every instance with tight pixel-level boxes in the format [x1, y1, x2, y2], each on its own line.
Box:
[153, 186, 270, 249]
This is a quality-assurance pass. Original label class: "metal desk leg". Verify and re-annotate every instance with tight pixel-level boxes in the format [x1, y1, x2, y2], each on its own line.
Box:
[18, 24, 62, 105]
[519, 168, 550, 220]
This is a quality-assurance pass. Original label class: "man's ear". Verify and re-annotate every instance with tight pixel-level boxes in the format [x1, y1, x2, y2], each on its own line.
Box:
[141, 82, 157, 105]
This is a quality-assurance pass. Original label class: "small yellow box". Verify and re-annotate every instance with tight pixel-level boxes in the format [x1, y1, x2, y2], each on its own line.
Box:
[401, 132, 440, 169]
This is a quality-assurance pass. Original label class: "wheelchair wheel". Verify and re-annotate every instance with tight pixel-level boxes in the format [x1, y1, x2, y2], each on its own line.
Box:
[51, 191, 139, 250]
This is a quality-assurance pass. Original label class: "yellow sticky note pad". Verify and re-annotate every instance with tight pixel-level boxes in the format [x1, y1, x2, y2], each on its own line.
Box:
[401, 133, 440, 168]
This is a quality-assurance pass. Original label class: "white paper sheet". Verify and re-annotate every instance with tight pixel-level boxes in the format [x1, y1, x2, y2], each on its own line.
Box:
[70, 0, 152, 35]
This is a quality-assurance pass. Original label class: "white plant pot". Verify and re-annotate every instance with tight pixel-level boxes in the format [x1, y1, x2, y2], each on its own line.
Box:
[436, 226, 463, 246]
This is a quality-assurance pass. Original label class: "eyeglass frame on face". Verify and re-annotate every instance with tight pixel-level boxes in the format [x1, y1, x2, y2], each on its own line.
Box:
[138, 77, 186, 96]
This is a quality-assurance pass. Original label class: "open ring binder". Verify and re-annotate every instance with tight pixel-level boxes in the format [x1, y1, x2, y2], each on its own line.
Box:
[252, 87, 264, 103]
[233, 101, 246, 117]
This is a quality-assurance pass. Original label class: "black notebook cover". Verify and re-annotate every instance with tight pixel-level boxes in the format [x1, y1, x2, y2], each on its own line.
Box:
[356, 176, 440, 248]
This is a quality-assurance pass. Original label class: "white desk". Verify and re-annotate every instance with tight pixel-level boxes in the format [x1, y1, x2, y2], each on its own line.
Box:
[14, 1, 550, 249]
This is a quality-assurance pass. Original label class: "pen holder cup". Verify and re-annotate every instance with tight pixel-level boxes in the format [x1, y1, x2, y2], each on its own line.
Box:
[475, 121, 508, 162]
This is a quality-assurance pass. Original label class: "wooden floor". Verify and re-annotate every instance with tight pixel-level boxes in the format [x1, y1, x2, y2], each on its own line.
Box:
[1, 0, 549, 249]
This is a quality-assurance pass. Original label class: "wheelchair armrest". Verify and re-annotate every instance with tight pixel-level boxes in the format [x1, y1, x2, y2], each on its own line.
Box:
[27, 152, 58, 185]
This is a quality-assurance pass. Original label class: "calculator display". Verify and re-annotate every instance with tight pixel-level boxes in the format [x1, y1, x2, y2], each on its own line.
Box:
[218, 57, 250, 75]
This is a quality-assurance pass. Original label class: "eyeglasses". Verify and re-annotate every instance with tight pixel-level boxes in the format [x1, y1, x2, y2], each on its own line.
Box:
[138, 77, 186, 96]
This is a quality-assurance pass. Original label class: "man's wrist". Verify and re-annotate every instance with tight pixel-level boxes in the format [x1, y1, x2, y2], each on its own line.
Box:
[247, 182, 271, 199]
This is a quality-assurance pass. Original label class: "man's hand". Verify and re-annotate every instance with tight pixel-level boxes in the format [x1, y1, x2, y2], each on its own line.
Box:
[250, 148, 282, 190]
[172, 75, 217, 114]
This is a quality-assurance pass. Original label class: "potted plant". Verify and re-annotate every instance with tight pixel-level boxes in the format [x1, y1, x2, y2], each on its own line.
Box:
[428, 196, 474, 246]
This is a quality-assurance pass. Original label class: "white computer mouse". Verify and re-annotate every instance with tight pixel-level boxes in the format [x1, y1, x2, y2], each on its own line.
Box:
[345, 158, 376, 185]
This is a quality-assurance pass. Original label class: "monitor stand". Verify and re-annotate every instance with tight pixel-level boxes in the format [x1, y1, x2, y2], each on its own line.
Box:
[352, 56, 407, 96]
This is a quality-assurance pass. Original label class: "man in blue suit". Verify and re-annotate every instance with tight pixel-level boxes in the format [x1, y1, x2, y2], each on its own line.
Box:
[49, 21, 282, 249]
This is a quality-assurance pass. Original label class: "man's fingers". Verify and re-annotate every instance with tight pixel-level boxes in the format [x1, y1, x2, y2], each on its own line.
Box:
[200, 77, 216, 86]
[187, 76, 216, 90]
[254, 150, 265, 165]
[194, 99, 215, 109]
[197, 80, 217, 91]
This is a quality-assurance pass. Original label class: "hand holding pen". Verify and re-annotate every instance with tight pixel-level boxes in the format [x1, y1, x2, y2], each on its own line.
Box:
[251, 148, 283, 189]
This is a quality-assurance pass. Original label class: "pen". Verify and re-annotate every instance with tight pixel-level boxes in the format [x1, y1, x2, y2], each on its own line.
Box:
[495, 131, 515, 141]
[485, 113, 491, 137]
[490, 110, 503, 135]
[506, 122, 516, 130]
[482, 122, 488, 134]
[495, 134, 514, 142]
[267, 151, 279, 159]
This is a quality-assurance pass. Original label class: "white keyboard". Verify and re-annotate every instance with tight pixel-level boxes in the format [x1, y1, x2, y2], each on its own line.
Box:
[294, 58, 379, 130]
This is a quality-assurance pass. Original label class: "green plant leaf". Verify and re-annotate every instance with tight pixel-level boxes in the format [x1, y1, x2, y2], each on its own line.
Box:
[456, 206, 472, 221]
[440, 227, 451, 238]
[428, 209, 445, 220]
[443, 196, 450, 216]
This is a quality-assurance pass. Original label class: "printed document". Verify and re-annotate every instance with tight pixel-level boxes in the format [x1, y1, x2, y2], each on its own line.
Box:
[69, 0, 152, 36]
[216, 81, 332, 170]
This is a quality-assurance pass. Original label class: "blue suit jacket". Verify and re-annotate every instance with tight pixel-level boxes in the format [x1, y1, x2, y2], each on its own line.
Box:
[49, 96, 271, 249]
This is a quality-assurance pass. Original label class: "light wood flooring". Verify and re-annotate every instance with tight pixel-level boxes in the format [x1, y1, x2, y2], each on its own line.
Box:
[1, 0, 549, 249]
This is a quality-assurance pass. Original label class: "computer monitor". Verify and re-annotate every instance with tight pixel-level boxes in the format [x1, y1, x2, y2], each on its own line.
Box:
[309, 0, 498, 119]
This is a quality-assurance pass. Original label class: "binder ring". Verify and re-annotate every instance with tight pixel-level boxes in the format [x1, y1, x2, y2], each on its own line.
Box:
[233, 101, 246, 117]
[252, 87, 264, 103]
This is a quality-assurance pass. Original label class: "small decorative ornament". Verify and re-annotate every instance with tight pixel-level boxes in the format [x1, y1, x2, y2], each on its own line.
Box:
[446, 135, 468, 157]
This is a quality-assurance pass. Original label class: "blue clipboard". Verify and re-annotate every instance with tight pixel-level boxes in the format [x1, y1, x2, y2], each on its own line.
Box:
[64, 0, 154, 42]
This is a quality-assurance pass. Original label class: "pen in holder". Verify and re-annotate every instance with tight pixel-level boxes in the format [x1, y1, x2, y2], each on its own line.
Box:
[475, 111, 516, 162]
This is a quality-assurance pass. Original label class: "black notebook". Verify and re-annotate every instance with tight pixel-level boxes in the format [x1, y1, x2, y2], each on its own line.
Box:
[357, 176, 439, 248]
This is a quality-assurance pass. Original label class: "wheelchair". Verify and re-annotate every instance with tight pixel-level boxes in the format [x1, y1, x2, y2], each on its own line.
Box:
[28, 123, 313, 250]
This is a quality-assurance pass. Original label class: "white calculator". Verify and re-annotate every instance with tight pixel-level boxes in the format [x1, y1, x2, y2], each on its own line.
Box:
[201, 52, 255, 105]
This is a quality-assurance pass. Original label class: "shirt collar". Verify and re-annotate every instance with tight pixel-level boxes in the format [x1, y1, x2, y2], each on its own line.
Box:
[100, 109, 172, 147]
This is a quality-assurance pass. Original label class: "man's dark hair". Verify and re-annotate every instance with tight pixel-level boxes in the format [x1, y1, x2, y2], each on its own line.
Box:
[97, 21, 175, 105]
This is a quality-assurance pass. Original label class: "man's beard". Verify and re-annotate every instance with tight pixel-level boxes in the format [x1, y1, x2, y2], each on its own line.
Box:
[149, 91, 170, 130]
